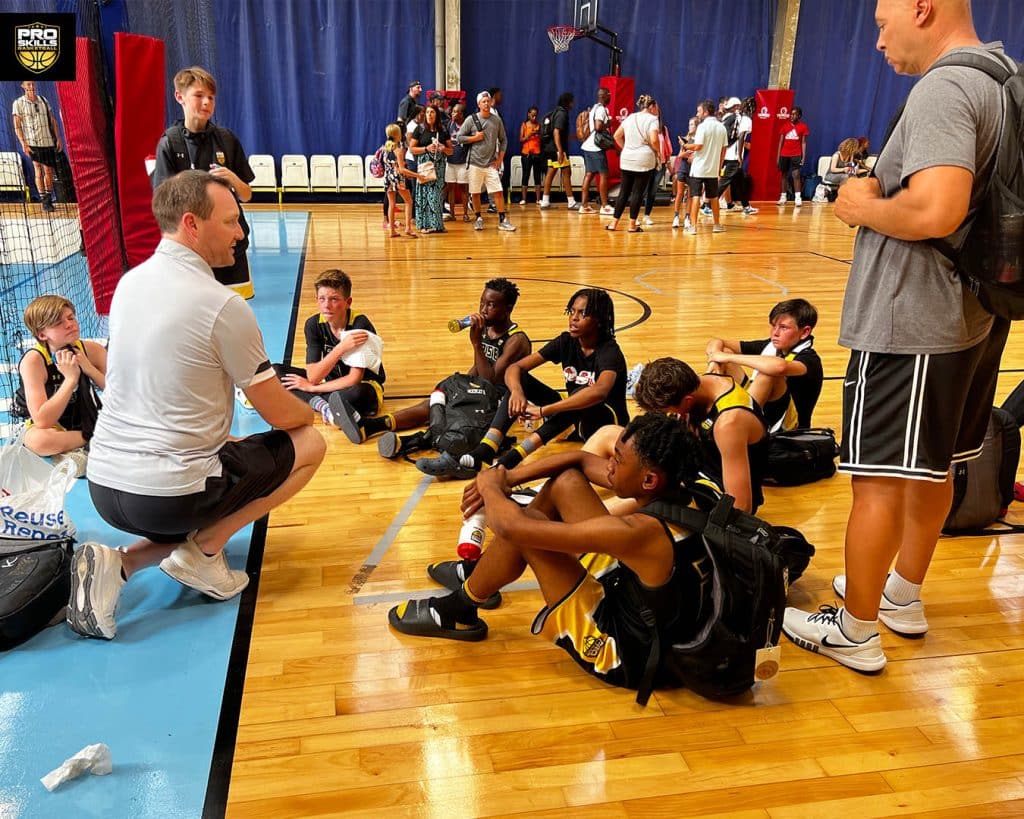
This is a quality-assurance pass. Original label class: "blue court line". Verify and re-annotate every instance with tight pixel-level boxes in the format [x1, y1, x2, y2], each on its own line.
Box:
[0, 211, 309, 819]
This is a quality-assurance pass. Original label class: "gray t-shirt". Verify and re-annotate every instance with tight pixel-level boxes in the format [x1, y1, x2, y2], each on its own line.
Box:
[839, 43, 1009, 354]
[87, 239, 275, 496]
[456, 110, 507, 169]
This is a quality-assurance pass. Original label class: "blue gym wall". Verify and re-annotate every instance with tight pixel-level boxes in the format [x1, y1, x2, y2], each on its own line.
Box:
[7, 1, 1024, 182]
[793, 0, 1024, 173]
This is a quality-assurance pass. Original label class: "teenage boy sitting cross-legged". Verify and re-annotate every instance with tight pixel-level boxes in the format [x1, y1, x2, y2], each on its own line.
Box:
[388, 413, 714, 702]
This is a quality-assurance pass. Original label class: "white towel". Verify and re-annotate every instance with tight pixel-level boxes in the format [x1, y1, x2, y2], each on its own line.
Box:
[340, 330, 384, 375]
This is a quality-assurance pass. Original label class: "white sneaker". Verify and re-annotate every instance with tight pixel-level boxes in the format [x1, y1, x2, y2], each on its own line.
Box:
[777, 194, 787, 206]
[539, 201, 552, 210]
[642, 216, 654, 226]
[712, 224, 726, 233]
[783, 605, 887, 672]
[718, 197, 728, 209]
[160, 535, 249, 600]
[53, 447, 88, 479]
[832, 575, 928, 635]
[497, 220, 517, 232]
[671, 215, 680, 228]
[474, 217, 484, 231]
[795, 193, 803, 207]
[684, 225, 697, 236]
[600, 205, 615, 215]
[743, 206, 759, 215]
[67, 542, 125, 640]
[567, 202, 580, 211]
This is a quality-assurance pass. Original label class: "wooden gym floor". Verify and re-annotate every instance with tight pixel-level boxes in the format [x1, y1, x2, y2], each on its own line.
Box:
[224, 201, 1024, 817]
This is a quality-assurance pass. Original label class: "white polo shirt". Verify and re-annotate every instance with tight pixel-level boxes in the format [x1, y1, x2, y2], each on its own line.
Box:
[87, 239, 275, 496]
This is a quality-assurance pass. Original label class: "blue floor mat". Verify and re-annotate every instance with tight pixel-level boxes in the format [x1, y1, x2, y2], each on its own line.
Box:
[0, 211, 308, 819]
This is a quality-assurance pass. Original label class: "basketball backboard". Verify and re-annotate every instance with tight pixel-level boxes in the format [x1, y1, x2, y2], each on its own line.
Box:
[573, 0, 598, 33]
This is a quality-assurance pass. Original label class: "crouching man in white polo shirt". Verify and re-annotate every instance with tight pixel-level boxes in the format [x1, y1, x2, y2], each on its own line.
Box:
[68, 170, 326, 640]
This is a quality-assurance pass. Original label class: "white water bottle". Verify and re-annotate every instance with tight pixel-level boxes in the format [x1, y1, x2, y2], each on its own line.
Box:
[456, 510, 486, 560]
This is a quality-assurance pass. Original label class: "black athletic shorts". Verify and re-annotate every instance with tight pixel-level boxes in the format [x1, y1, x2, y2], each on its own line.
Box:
[688, 176, 719, 198]
[28, 146, 58, 167]
[839, 319, 1009, 481]
[89, 430, 296, 543]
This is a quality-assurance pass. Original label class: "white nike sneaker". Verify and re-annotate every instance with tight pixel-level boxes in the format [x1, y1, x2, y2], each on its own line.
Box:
[783, 604, 886, 672]
[160, 535, 249, 600]
[832, 574, 928, 635]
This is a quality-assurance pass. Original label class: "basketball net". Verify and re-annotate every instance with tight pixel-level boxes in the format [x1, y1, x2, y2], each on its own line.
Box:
[547, 25, 582, 54]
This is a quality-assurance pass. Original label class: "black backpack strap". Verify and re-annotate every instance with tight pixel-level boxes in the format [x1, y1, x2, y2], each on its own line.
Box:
[163, 125, 191, 172]
[879, 52, 1015, 264]
[632, 495, 719, 706]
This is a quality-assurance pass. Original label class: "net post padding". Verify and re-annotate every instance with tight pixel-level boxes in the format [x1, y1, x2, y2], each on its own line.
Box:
[56, 37, 124, 315]
[114, 32, 166, 270]
[547, 25, 583, 54]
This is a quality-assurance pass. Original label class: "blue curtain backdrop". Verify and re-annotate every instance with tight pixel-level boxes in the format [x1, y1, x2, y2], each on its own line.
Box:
[462, 0, 777, 143]
[9, 0, 1024, 173]
[791, 0, 1024, 171]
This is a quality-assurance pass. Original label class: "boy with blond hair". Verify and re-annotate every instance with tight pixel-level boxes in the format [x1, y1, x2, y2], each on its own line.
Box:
[12, 295, 106, 475]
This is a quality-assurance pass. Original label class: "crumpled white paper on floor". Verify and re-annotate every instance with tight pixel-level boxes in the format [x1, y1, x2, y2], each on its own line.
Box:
[40, 743, 112, 791]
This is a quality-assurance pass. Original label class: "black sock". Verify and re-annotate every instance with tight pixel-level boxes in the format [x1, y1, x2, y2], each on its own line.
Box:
[430, 586, 478, 625]
[495, 448, 524, 470]
[362, 416, 390, 437]
[467, 442, 498, 468]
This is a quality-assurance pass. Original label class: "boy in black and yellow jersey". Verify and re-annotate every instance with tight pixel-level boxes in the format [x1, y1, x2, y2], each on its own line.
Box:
[417, 288, 627, 478]
[11, 295, 106, 476]
[632, 357, 767, 513]
[704, 298, 823, 433]
[584, 357, 767, 513]
[276, 269, 385, 442]
[389, 414, 713, 703]
[361, 278, 530, 457]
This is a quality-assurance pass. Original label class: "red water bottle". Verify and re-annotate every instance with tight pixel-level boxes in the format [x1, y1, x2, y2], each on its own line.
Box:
[456, 510, 486, 560]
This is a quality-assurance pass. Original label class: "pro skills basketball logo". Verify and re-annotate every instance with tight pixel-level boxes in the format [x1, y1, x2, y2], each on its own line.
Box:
[15, 23, 59, 73]
[0, 13, 75, 81]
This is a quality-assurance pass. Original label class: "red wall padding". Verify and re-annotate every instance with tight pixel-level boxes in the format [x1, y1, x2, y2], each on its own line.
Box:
[114, 33, 165, 269]
[56, 38, 125, 315]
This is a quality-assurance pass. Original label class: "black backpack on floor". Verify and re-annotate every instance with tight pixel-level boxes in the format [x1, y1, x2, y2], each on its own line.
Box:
[0, 537, 74, 651]
[763, 428, 839, 486]
[637, 495, 814, 702]
[943, 407, 1021, 535]
[426, 373, 504, 457]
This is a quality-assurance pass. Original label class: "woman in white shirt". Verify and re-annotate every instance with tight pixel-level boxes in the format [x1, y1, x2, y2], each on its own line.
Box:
[606, 94, 660, 233]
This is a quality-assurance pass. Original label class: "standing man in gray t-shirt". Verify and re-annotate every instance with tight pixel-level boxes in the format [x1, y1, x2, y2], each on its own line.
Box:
[784, 0, 1012, 673]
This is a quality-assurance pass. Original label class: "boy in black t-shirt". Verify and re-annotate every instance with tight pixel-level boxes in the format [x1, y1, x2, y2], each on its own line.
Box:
[417, 288, 627, 479]
[151, 67, 256, 296]
[276, 269, 385, 443]
[705, 298, 822, 432]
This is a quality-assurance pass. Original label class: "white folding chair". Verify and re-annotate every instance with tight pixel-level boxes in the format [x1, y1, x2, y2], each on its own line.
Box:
[310, 154, 338, 192]
[337, 154, 365, 192]
[0, 151, 30, 202]
[280, 154, 310, 198]
[510, 155, 523, 189]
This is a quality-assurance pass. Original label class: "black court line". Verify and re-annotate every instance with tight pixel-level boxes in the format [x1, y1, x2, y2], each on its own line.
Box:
[809, 251, 854, 265]
[202, 216, 311, 819]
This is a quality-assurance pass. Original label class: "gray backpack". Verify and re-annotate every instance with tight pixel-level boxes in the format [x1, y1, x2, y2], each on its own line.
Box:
[943, 407, 1021, 534]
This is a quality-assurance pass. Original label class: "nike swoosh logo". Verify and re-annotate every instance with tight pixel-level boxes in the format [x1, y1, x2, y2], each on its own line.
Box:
[820, 634, 854, 648]
[844, 380, 857, 386]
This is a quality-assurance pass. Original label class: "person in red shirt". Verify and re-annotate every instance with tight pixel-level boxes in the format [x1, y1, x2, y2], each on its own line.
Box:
[776, 107, 809, 206]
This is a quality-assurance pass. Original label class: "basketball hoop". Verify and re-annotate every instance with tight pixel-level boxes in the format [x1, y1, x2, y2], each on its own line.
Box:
[547, 25, 582, 54]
